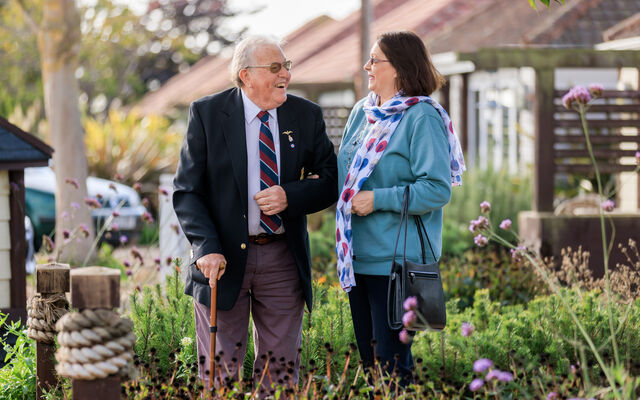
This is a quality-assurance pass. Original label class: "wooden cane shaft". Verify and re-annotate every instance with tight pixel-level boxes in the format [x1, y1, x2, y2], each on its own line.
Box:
[209, 284, 218, 394]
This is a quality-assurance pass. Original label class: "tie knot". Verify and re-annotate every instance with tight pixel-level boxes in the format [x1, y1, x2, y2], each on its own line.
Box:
[257, 111, 269, 123]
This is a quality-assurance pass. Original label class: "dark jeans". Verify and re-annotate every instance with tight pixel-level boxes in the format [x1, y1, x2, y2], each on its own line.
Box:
[348, 273, 414, 384]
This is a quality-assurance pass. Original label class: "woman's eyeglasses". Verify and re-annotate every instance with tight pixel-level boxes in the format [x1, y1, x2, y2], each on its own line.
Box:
[366, 57, 389, 65]
[245, 60, 292, 73]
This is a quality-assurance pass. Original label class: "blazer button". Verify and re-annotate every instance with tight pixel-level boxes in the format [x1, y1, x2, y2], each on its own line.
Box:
[240, 243, 247, 250]
[243, 214, 247, 220]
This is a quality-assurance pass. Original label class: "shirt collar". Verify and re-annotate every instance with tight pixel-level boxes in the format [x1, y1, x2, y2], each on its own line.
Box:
[241, 90, 277, 124]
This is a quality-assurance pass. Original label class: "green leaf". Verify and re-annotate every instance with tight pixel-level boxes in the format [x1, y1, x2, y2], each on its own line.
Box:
[528, 0, 538, 10]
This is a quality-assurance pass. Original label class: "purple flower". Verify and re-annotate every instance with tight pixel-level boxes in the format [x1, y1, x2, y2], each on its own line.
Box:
[547, 392, 559, 400]
[63, 229, 71, 239]
[71, 202, 80, 209]
[570, 364, 578, 374]
[154, 257, 161, 265]
[497, 371, 513, 382]
[399, 329, 411, 344]
[142, 197, 150, 208]
[510, 245, 527, 263]
[636, 151, 640, 164]
[469, 378, 484, 391]
[601, 199, 614, 212]
[112, 210, 120, 217]
[114, 173, 124, 181]
[499, 219, 512, 230]
[562, 86, 592, 109]
[60, 211, 69, 220]
[125, 269, 133, 276]
[166, 256, 173, 266]
[158, 187, 169, 196]
[480, 201, 491, 213]
[120, 235, 128, 244]
[485, 369, 500, 380]
[473, 358, 493, 373]
[124, 260, 131, 268]
[10, 181, 20, 192]
[403, 296, 418, 311]
[588, 83, 604, 97]
[133, 182, 142, 193]
[461, 322, 473, 337]
[402, 311, 417, 329]
[474, 234, 488, 247]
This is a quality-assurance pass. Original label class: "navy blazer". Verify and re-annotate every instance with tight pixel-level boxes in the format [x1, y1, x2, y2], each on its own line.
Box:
[173, 88, 338, 311]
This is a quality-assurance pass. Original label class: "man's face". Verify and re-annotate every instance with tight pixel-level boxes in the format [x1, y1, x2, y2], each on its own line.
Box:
[241, 45, 291, 110]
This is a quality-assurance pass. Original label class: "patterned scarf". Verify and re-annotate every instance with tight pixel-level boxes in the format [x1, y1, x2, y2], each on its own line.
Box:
[335, 91, 466, 291]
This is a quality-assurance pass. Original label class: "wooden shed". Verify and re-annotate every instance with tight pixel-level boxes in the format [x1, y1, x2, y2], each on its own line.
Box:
[0, 116, 53, 324]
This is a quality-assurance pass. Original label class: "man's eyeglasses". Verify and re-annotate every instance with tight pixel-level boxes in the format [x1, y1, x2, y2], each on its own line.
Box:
[245, 60, 292, 73]
[366, 57, 390, 65]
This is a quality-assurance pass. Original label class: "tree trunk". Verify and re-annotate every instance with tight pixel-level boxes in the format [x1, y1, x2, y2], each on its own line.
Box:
[38, 0, 95, 263]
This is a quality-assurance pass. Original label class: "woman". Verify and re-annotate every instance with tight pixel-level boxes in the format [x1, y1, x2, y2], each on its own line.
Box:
[335, 31, 465, 381]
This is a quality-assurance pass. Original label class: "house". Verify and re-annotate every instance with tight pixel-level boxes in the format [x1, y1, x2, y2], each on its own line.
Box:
[0, 116, 53, 324]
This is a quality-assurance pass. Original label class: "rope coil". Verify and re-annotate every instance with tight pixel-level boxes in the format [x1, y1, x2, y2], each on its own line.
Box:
[55, 309, 136, 380]
[26, 294, 69, 344]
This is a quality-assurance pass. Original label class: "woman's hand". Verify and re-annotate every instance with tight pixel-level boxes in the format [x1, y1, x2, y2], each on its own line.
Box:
[351, 191, 374, 216]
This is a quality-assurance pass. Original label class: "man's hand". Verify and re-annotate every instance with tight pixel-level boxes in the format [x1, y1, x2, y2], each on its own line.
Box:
[196, 253, 227, 288]
[351, 190, 374, 216]
[255, 185, 288, 215]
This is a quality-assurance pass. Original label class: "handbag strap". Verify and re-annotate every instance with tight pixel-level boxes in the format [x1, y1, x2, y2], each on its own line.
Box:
[391, 186, 438, 266]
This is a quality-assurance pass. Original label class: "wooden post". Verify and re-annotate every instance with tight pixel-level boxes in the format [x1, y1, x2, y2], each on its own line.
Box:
[35, 263, 70, 399]
[69, 267, 121, 400]
[358, 0, 373, 99]
[533, 68, 556, 212]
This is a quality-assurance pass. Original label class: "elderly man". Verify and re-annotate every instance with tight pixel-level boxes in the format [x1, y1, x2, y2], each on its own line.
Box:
[173, 35, 337, 392]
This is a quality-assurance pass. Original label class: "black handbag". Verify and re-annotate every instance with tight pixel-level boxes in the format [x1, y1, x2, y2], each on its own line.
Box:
[387, 186, 446, 331]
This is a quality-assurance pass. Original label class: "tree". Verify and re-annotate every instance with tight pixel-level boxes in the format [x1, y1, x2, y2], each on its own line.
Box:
[15, 0, 95, 262]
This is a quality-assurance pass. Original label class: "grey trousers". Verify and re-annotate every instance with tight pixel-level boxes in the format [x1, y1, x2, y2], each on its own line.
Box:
[193, 240, 304, 392]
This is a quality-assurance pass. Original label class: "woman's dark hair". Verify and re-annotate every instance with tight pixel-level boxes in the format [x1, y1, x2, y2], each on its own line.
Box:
[377, 31, 446, 96]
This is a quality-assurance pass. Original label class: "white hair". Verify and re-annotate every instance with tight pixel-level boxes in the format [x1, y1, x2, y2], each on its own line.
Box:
[229, 35, 283, 87]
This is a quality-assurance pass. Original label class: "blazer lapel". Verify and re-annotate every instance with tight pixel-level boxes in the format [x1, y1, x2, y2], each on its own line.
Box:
[221, 88, 248, 212]
[277, 100, 299, 184]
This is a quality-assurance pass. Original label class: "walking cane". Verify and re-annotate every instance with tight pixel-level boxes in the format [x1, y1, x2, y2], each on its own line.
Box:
[209, 261, 224, 397]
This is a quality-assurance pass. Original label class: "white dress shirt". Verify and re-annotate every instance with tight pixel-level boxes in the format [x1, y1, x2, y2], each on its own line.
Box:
[241, 90, 284, 235]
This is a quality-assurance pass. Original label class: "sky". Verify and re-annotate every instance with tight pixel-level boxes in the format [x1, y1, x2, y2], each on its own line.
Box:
[224, 0, 361, 38]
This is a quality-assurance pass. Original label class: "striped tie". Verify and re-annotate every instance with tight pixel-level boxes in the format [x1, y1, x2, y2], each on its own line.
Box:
[257, 111, 282, 234]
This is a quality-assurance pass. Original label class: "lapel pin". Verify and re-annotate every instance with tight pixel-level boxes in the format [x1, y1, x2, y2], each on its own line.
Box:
[282, 130, 295, 148]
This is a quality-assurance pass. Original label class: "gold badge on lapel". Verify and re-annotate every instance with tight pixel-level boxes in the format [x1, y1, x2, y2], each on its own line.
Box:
[282, 131, 295, 148]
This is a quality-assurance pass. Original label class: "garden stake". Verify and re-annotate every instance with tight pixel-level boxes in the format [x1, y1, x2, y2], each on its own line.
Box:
[209, 281, 218, 397]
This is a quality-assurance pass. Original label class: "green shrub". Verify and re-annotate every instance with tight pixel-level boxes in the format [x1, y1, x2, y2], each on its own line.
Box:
[128, 265, 196, 373]
[0, 315, 36, 400]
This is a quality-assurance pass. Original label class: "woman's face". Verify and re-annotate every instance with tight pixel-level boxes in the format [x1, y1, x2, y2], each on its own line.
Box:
[363, 42, 397, 102]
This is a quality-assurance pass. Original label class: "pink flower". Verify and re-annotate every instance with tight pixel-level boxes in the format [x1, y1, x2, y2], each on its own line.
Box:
[71, 202, 80, 209]
[114, 173, 124, 181]
[469, 378, 484, 391]
[79, 224, 90, 238]
[473, 358, 493, 373]
[461, 322, 473, 337]
[601, 199, 614, 212]
[120, 235, 128, 244]
[402, 311, 417, 329]
[84, 197, 101, 209]
[112, 210, 120, 217]
[65, 178, 79, 189]
[125, 269, 132, 276]
[399, 329, 411, 344]
[499, 219, 512, 230]
[142, 211, 154, 224]
[124, 260, 131, 268]
[510, 245, 527, 263]
[588, 83, 604, 97]
[635, 151, 640, 164]
[562, 86, 592, 109]
[547, 392, 559, 400]
[133, 182, 142, 193]
[469, 216, 489, 233]
[110, 223, 119, 231]
[154, 257, 161, 265]
[474, 234, 488, 247]
[480, 201, 491, 213]
[142, 197, 150, 207]
[158, 187, 169, 196]
[403, 296, 418, 311]
[63, 229, 71, 239]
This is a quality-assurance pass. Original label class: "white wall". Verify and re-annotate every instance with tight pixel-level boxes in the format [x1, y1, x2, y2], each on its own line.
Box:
[0, 171, 11, 308]
[158, 173, 191, 283]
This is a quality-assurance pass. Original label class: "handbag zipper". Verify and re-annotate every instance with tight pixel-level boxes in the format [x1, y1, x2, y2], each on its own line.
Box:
[408, 271, 439, 280]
